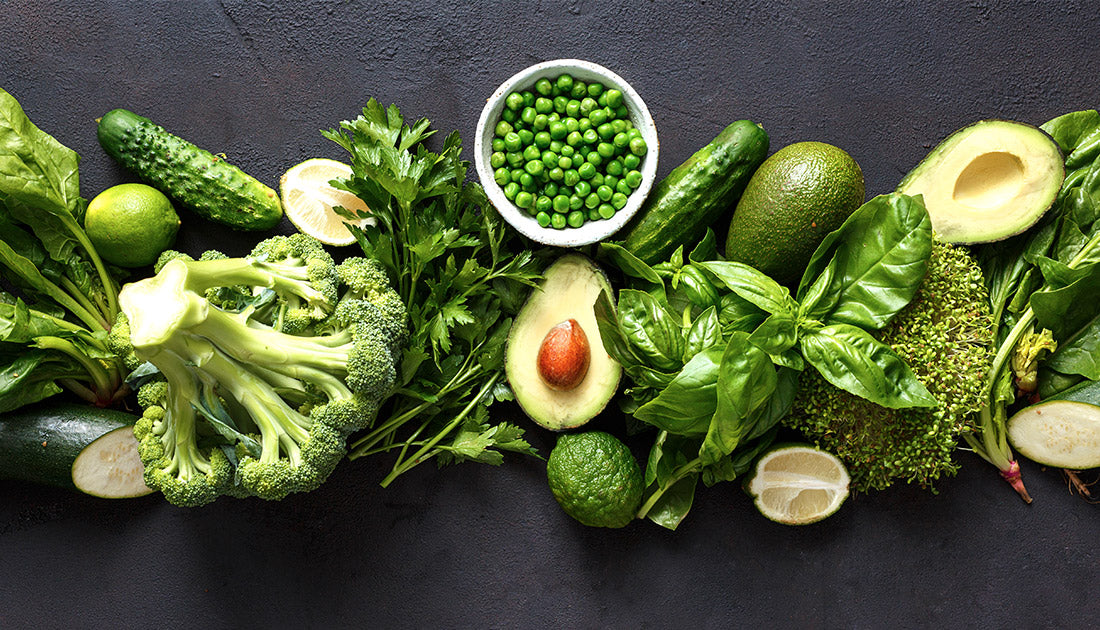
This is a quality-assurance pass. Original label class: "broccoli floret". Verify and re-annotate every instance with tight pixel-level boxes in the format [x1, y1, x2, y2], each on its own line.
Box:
[106, 311, 142, 371]
[785, 242, 994, 492]
[117, 234, 405, 506]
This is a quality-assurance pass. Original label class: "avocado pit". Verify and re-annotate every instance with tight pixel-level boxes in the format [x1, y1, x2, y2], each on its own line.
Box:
[537, 319, 591, 391]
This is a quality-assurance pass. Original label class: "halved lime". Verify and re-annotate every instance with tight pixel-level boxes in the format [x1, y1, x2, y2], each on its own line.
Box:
[746, 444, 850, 525]
[279, 158, 373, 246]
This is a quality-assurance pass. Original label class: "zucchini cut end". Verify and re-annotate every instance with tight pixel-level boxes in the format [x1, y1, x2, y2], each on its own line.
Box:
[71, 426, 153, 498]
[1007, 400, 1100, 470]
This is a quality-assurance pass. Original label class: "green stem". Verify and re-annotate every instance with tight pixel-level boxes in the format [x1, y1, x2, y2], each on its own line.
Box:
[636, 457, 701, 520]
[61, 212, 119, 322]
[379, 372, 501, 488]
[33, 336, 114, 399]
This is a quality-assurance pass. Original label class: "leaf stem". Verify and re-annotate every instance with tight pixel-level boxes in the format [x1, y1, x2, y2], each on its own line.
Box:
[636, 457, 701, 520]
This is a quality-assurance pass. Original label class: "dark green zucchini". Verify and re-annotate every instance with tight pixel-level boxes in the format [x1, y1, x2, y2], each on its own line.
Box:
[0, 402, 152, 498]
[97, 108, 283, 231]
[617, 120, 769, 265]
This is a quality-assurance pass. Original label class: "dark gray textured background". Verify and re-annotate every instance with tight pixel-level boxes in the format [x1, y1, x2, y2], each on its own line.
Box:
[2, 1, 1099, 627]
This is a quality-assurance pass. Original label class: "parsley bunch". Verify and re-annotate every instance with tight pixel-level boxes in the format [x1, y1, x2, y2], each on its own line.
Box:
[324, 100, 543, 486]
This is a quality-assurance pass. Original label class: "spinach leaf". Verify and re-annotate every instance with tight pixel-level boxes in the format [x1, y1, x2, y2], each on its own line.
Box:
[797, 193, 932, 330]
[0, 350, 66, 412]
[1041, 109, 1100, 154]
[1031, 260, 1100, 341]
[800, 323, 937, 409]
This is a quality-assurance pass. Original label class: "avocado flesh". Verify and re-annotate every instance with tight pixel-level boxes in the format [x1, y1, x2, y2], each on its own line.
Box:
[505, 254, 621, 431]
[897, 120, 1064, 244]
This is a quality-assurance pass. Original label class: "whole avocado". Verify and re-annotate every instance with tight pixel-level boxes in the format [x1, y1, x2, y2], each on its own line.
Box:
[725, 141, 865, 285]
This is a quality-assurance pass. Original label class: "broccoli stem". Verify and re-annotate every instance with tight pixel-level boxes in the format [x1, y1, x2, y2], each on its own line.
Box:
[156, 349, 211, 479]
[179, 255, 326, 307]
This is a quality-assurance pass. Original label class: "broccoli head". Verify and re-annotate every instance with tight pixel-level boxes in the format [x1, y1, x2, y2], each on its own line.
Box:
[117, 234, 405, 506]
[785, 241, 994, 492]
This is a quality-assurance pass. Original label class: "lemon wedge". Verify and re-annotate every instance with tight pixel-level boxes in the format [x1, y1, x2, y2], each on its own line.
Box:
[279, 158, 372, 246]
[746, 444, 850, 525]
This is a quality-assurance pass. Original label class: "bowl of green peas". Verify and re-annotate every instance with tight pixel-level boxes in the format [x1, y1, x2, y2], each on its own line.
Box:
[474, 59, 658, 247]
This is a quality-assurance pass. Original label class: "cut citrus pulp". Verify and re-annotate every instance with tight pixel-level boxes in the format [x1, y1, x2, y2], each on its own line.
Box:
[279, 158, 372, 246]
[746, 444, 850, 525]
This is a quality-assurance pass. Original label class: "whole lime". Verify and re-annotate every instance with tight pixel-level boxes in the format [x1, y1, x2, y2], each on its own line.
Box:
[545, 431, 644, 528]
[85, 183, 180, 268]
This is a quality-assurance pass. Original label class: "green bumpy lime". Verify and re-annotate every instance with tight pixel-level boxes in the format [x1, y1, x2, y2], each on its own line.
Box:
[545, 431, 643, 528]
[85, 183, 180, 268]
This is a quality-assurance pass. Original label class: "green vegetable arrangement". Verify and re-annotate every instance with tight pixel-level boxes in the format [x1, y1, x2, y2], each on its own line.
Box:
[323, 100, 542, 485]
[595, 193, 940, 529]
[0, 88, 128, 412]
[968, 109, 1100, 500]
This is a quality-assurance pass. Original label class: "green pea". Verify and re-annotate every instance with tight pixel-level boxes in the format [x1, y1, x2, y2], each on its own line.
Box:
[567, 210, 586, 228]
[597, 184, 613, 201]
[585, 192, 601, 209]
[569, 194, 584, 211]
[604, 174, 619, 189]
[490, 151, 506, 169]
[510, 167, 525, 182]
[517, 129, 534, 145]
[553, 96, 569, 114]
[552, 194, 571, 213]
[597, 122, 615, 141]
[623, 154, 641, 170]
[565, 100, 581, 118]
[542, 151, 559, 168]
[613, 132, 630, 150]
[574, 180, 591, 198]
[586, 152, 603, 167]
[558, 185, 573, 198]
[534, 131, 552, 149]
[571, 153, 585, 168]
[558, 156, 572, 169]
[504, 132, 522, 152]
[615, 105, 629, 119]
[547, 112, 560, 122]
[515, 191, 534, 210]
[520, 107, 537, 125]
[551, 212, 567, 229]
[605, 89, 624, 108]
[493, 167, 510, 186]
[533, 114, 549, 130]
[629, 137, 648, 156]
[536, 211, 552, 228]
[606, 158, 624, 176]
[522, 91, 536, 107]
[570, 81, 587, 99]
[535, 78, 553, 96]
[611, 191, 628, 209]
[598, 203, 616, 219]
[549, 121, 568, 140]
[563, 169, 580, 187]
[588, 207, 601, 222]
[579, 97, 598, 116]
[566, 130, 583, 147]
[495, 120, 514, 137]
[578, 162, 596, 179]
[525, 160, 545, 177]
[534, 97, 552, 114]
[550, 140, 565, 152]
[506, 152, 524, 168]
[545, 182, 560, 196]
[589, 108, 607, 126]
[492, 137, 506, 152]
[556, 74, 574, 92]
[597, 92, 607, 107]
[503, 182, 519, 200]
[624, 169, 643, 189]
[611, 119, 628, 134]
[548, 167, 564, 182]
[589, 172, 604, 187]
[616, 179, 632, 195]
[578, 117, 593, 132]
[564, 117, 580, 133]
[597, 142, 615, 159]
[522, 144, 541, 161]
[501, 108, 518, 124]
[560, 144, 575, 157]
[535, 195, 553, 214]
[582, 128, 599, 145]
[587, 82, 604, 97]
[519, 172, 535, 190]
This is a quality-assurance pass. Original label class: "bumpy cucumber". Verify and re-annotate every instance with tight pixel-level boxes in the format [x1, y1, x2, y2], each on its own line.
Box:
[617, 120, 769, 265]
[0, 402, 151, 498]
[97, 108, 283, 230]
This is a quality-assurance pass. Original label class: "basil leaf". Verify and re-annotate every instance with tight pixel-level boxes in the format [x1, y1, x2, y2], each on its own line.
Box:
[593, 290, 642, 369]
[633, 346, 723, 436]
[697, 261, 797, 316]
[684, 306, 721, 361]
[644, 473, 698, 531]
[598, 242, 663, 286]
[700, 333, 777, 465]
[748, 312, 798, 358]
[797, 193, 932, 330]
[617, 289, 685, 372]
[688, 228, 719, 263]
[800, 323, 937, 409]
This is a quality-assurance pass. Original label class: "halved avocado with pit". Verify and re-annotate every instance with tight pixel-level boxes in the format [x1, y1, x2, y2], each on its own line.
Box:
[897, 119, 1064, 244]
[505, 254, 621, 431]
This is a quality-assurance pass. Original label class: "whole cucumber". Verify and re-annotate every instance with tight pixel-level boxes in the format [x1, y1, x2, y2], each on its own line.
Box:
[617, 120, 769, 265]
[97, 108, 283, 231]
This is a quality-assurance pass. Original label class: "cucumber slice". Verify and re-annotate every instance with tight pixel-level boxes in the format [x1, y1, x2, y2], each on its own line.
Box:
[1007, 400, 1100, 469]
[0, 403, 153, 498]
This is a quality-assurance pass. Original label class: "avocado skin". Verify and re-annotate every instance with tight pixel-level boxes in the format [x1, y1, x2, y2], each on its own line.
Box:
[725, 141, 865, 285]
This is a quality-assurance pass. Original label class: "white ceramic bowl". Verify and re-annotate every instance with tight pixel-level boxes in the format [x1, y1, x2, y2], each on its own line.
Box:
[474, 59, 659, 248]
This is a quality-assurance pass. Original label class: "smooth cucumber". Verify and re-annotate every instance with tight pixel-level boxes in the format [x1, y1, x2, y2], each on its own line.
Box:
[617, 120, 769, 265]
[0, 402, 152, 498]
[97, 108, 283, 231]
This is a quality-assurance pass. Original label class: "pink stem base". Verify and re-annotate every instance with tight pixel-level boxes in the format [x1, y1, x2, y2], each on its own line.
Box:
[1000, 460, 1033, 504]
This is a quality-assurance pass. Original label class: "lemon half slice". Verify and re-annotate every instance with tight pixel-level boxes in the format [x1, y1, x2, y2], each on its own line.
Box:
[279, 158, 373, 246]
[746, 444, 850, 525]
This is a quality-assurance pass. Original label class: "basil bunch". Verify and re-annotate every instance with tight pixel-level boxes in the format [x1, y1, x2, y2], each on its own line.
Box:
[597, 193, 936, 529]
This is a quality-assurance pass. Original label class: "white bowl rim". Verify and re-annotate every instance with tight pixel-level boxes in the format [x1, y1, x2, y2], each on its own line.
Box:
[474, 58, 659, 248]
